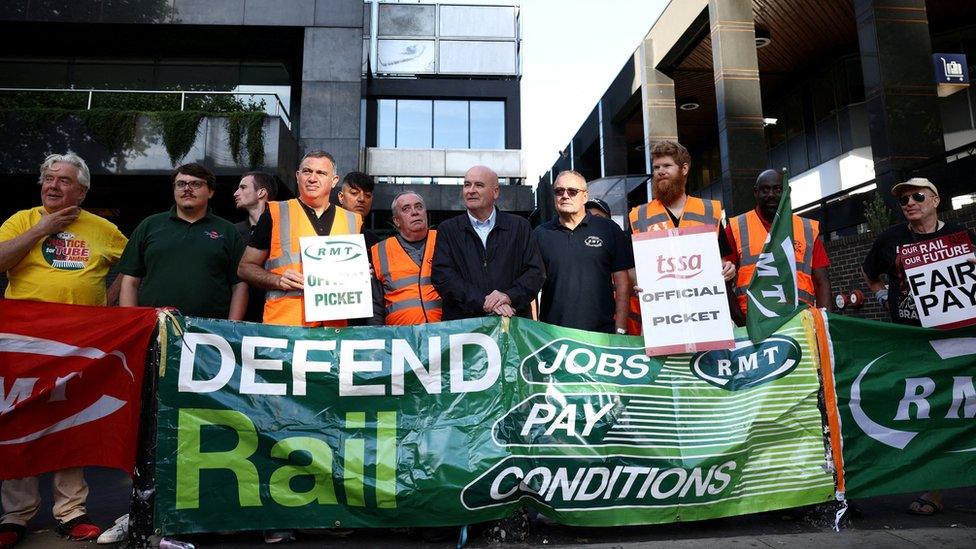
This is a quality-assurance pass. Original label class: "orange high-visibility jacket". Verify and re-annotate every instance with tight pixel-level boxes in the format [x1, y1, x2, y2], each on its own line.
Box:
[263, 199, 362, 327]
[729, 209, 819, 314]
[370, 230, 442, 325]
[628, 196, 722, 234]
[626, 294, 642, 336]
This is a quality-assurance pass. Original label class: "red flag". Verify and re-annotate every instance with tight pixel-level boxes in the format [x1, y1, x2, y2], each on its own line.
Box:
[0, 300, 158, 480]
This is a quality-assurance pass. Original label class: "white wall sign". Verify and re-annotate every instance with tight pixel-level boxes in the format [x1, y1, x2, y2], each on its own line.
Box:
[902, 231, 976, 329]
[632, 226, 735, 356]
[300, 235, 372, 322]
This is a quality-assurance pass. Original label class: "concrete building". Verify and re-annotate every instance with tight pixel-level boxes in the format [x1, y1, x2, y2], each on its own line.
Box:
[538, 0, 976, 238]
[0, 0, 529, 234]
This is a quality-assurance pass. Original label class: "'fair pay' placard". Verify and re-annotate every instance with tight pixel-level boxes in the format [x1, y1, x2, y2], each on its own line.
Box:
[300, 235, 372, 322]
[902, 231, 976, 329]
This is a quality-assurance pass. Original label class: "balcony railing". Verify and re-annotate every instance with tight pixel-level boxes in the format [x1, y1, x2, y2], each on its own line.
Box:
[0, 88, 292, 129]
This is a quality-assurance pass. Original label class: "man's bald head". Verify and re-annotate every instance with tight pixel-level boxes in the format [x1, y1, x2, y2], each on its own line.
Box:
[462, 165, 501, 219]
[754, 169, 785, 220]
[465, 165, 499, 188]
[755, 169, 783, 188]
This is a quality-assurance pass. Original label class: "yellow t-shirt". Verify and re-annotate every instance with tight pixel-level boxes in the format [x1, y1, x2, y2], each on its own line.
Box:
[0, 207, 128, 305]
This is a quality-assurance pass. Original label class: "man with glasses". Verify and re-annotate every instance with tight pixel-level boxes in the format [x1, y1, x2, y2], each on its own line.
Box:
[118, 163, 247, 320]
[431, 164, 544, 319]
[238, 150, 362, 328]
[728, 169, 832, 317]
[862, 177, 976, 517]
[534, 170, 633, 333]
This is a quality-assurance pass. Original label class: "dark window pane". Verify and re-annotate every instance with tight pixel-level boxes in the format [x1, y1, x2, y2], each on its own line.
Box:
[396, 99, 432, 148]
[817, 115, 841, 161]
[378, 99, 396, 148]
[434, 100, 468, 148]
[470, 101, 505, 148]
[788, 134, 808, 174]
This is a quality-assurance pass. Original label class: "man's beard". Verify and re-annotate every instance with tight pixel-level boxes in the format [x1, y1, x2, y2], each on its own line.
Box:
[653, 176, 685, 205]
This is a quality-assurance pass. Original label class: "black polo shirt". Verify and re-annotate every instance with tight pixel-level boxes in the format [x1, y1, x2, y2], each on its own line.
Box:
[534, 213, 634, 333]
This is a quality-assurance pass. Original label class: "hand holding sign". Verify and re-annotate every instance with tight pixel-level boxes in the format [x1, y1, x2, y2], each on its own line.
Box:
[901, 231, 976, 328]
[278, 269, 304, 290]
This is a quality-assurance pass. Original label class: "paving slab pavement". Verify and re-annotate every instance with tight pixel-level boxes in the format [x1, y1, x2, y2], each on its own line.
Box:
[8, 468, 975, 548]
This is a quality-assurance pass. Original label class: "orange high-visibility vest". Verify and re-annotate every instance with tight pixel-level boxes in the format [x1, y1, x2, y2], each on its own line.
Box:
[370, 231, 442, 325]
[730, 209, 819, 315]
[628, 196, 722, 234]
[627, 294, 642, 336]
[263, 199, 362, 327]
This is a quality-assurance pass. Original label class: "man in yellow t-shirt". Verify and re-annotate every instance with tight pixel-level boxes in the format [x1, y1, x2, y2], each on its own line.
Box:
[0, 152, 126, 546]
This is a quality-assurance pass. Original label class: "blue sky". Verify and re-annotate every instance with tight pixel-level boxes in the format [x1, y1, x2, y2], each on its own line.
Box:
[519, 0, 668, 185]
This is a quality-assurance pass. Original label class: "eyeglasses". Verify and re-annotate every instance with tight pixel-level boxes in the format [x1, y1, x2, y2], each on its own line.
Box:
[553, 187, 585, 197]
[898, 192, 930, 206]
[175, 180, 206, 190]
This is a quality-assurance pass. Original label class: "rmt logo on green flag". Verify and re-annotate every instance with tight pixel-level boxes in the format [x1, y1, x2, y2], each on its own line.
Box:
[746, 172, 802, 343]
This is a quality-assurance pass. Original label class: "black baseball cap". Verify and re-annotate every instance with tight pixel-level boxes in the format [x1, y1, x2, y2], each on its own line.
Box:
[585, 198, 611, 217]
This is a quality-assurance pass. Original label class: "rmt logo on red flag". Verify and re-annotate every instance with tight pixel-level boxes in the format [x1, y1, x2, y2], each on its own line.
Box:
[0, 301, 158, 480]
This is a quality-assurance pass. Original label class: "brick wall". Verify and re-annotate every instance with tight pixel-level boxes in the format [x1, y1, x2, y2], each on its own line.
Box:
[825, 202, 976, 322]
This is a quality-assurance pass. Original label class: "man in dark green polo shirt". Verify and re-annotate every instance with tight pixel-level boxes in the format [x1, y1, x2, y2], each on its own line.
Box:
[118, 163, 247, 319]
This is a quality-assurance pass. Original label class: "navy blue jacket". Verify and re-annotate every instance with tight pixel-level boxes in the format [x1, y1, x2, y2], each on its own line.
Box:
[431, 209, 546, 320]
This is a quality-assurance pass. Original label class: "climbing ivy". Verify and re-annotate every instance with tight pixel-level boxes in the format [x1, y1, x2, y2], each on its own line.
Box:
[0, 91, 270, 167]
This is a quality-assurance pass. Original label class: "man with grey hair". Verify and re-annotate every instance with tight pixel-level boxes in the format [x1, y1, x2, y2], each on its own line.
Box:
[368, 191, 442, 325]
[432, 165, 545, 320]
[238, 150, 362, 329]
[0, 152, 127, 545]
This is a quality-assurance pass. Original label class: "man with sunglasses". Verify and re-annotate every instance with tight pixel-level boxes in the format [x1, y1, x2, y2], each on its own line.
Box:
[862, 177, 976, 518]
[534, 171, 633, 333]
[118, 163, 247, 319]
[862, 178, 976, 326]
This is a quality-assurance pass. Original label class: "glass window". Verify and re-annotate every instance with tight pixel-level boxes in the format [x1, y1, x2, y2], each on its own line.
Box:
[434, 100, 469, 148]
[378, 99, 396, 148]
[469, 101, 505, 149]
[395, 99, 432, 148]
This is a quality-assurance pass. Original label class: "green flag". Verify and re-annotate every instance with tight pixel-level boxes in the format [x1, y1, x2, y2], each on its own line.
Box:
[745, 171, 801, 343]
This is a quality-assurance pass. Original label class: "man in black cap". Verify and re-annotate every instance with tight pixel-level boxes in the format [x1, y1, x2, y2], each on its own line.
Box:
[534, 170, 633, 333]
[586, 197, 612, 219]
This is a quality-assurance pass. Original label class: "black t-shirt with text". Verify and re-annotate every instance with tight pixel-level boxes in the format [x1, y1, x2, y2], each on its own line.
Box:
[862, 222, 976, 325]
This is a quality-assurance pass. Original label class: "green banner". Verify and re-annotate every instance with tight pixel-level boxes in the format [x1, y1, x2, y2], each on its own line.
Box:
[155, 312, 834, 534]
[826, 312, 976, 498]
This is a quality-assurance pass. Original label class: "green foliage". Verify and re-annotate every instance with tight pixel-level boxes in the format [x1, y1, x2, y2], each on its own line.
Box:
[0, 91, 269, 166]
[156, 111, 205, 166]
[79, 109, 140, 152]
[227, 111, 267, 168]
[864, 191, 892, 233]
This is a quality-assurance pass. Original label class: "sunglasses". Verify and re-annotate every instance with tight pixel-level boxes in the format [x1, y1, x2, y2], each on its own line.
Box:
[898, 192, 930, 206]
[553, 187, 584, 197]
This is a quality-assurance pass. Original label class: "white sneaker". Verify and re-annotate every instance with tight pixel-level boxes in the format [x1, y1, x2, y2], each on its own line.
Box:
[96, 514, 128, 544]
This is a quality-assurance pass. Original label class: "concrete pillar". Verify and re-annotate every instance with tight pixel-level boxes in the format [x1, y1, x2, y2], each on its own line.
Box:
[299, 22, 364, 177]
[854, 0, 945, 209]
[639, 38, 678, 174]
[708, 0, 765, 216]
